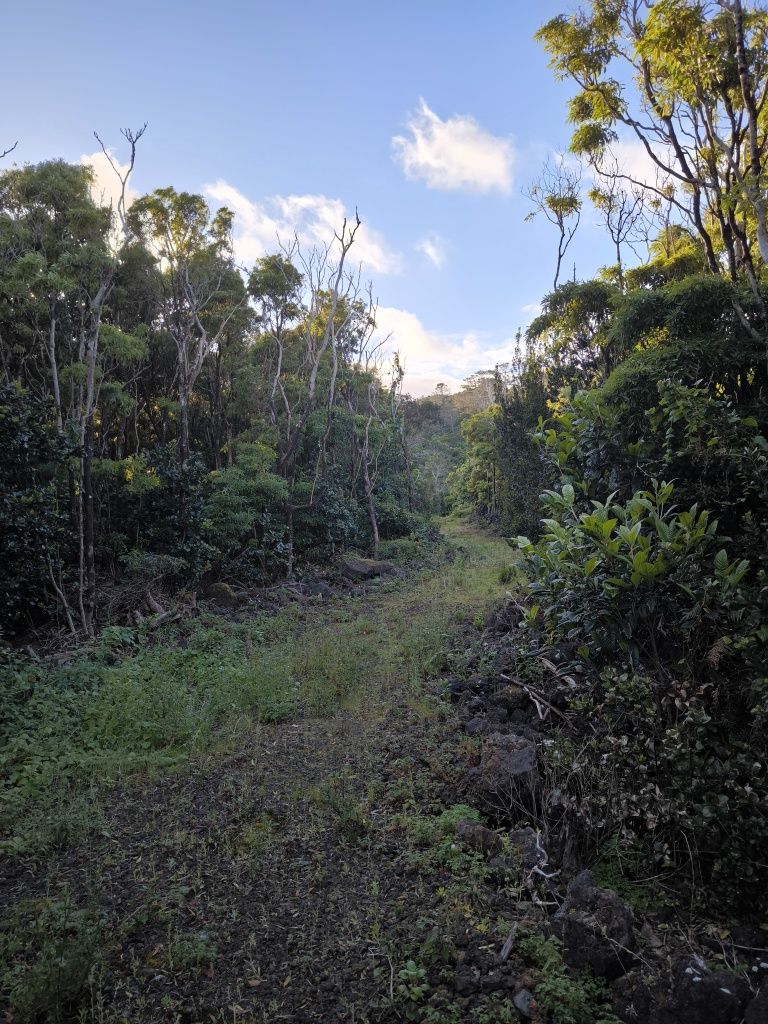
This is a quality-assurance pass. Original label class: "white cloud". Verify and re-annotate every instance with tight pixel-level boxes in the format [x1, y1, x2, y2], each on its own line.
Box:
[521, 302, 542, 319]
[392, 99, 515, 194]
[375, 305, 515, 397]
[80, 149, 138, 214]
[416, 232, 447, 268]
[204, 180, 401, 274]
[591, 138, 673, 192]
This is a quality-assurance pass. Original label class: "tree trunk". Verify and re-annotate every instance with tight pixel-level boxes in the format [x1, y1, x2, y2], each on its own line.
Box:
[82, 415, 96, 634]
[178, 383, 190, 463]
[364, 461, 380, 559]
[285, 499, 294, 578]
[48, 315, 63, 432]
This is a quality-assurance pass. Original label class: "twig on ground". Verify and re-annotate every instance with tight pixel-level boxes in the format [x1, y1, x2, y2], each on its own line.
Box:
[499, 922, 519, 963]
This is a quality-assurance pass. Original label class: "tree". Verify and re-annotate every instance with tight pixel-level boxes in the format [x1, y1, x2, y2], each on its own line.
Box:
[249, 217, 372, 571]
[527, 279, 619, 386]
[588, 161, 646, 287]
[525, 155, 582, 289]
[536, 0, 768, 299]
[129, 187, 246, 463]
[0, 128, 145, 635]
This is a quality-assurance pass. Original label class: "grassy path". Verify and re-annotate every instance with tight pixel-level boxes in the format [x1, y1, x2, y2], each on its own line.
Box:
[2, 525, 515, 1023]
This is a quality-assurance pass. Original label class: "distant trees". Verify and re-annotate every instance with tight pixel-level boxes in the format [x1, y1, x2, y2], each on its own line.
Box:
[0, 156, 418, 639]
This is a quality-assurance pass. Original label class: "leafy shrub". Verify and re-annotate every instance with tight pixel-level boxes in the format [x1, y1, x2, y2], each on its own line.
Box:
[518, 930, 620, 1024]
[202, 442, 288, 580]
[516, 480, 768, 903]
[109, 443, 211, 572]
[376, 498, 439, 543]
[0, 384, 71, 637]
[516, 481, 754, 670]
[556, 668, 768, 896]
[292, 477, 365, 559]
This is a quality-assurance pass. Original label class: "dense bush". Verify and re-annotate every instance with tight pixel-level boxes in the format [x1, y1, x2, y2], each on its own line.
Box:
[516, 477, 767, 902]
[516, 481, 755, 670]
[0, 385, 71, 638]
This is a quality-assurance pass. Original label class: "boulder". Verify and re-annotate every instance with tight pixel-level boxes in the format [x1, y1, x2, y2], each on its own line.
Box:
[340, 554, 397, 581]
[454, 965, 480, 996]
[472, 733, 537, 801]
[551, 870, 636, 981]
[508, 827, 548, 871]
[455, 820, 504, 856]
[303, 580, 334, 599]
[206, 581, 240, 607]
[514, 988, 535, 1019]
[745, 984, 768, 1024]
[660, 954, 752, 1024]
[612, 971, 654, 1023]
[464, 716, 492, 736]
[489, 827, 549, 876]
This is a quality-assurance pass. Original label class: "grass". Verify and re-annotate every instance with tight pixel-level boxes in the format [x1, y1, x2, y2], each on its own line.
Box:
[1, 523, 512, 858]
[1, 522, 521, 1023]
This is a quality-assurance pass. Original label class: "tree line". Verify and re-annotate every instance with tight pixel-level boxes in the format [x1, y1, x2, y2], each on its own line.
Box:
[0, 140, 426, 642]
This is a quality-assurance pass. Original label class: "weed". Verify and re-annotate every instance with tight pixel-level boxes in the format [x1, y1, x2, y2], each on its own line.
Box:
[592, 837, 659, 914]
[399, 804, 490, 876]
[395, 959, 430, 1020]
[161, 929, 218, 976]
[0, 896, 104, 1023]
[518, 929, 621, 1024]
[227, 815, 275, 859]
[309, 772, 369, 844]
[497, 565, 517, 585]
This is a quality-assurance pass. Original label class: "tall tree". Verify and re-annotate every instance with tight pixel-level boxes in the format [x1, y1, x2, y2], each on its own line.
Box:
[525, 155, 583, 288]
[537, 0, 768, 294]
[129, 187, 246, 463]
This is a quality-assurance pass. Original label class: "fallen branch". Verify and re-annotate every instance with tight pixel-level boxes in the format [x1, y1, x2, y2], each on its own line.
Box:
[145, 591, 166, 615]
[499, 922, 519, 963]
[521, 683, 574, 727]
[539, 656, 578, 689]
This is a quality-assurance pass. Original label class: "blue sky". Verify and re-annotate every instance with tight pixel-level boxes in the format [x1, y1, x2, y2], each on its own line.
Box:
[3, 0, 627, 394]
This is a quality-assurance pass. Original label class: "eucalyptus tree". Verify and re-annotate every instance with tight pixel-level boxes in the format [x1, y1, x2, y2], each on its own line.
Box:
[588, 161, 646, 287]
[248, 218, 367, 571]
[0, 129, 144, 634]
[129, 187, 247, 464]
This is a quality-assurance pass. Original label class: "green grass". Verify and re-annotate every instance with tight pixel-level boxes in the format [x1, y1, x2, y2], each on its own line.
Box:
[1, 523, 512, 857]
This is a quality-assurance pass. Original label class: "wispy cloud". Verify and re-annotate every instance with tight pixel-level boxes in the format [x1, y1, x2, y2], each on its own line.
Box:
[416, 232, 447, 268]
[204, 180, 401, 274]
[392, 99, 515, 194]
[375, 305, 515, 396]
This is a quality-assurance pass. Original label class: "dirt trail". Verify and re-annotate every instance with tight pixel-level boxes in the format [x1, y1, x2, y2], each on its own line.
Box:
[3, 525, 512, 1023]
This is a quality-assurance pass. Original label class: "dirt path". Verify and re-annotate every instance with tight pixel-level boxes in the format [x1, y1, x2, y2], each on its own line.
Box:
[2, 525, 515, 1023]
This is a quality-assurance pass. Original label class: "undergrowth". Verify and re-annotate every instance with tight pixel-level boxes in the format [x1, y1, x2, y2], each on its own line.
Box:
[1, 525, 509, 858]
[518, 929, 621, 1024]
